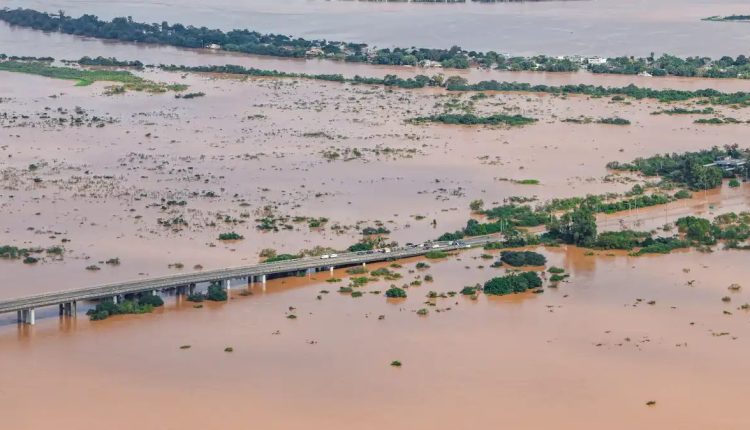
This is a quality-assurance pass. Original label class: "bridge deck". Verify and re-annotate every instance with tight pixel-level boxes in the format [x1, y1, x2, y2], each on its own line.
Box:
[0, 236, 497, 314]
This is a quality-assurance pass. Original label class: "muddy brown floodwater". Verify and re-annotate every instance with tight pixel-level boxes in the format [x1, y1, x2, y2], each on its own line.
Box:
[1, 63, 750, 429]
[2, 246, 750, 429]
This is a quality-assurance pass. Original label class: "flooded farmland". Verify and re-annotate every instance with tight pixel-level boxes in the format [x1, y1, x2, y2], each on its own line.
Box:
[2, 2, 750, 429]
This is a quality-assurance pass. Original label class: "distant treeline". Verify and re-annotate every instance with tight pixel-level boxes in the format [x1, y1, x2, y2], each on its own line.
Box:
[443, 77, 750, 105]
[588, 54, 750, 79]
[156, 64, 750, 105]
[0, 7, 576, 71]
[409, 113, 536, 126]
[703, 15, 750, 22]
[344, 0, 558, 3]
[3, 56, 750, 107]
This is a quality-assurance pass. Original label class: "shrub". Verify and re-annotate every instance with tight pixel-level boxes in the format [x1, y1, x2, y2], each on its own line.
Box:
[385, 287, 407, 298]
[187, 292, 204, 302]
[676, 216, 713, 243]
[425, 250, 449, 259]
[548, 266, 565, 274]
[597, 117, 631, 125]
[594, 230, 650, 250]
[138, 294, 164, 307]
[265, 253, 300, 263]
[460, 286, 477, 295]
[218, 232, 244, 240]
[483, 272, 542, 295]
[469, 199, 484, 211]
[499, 251, 547, 266]
[206, 283, 227, 301]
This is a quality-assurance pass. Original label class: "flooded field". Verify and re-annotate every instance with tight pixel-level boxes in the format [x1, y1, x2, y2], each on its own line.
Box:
[4, 0, 750, 57]
[2, 68, 749, 299]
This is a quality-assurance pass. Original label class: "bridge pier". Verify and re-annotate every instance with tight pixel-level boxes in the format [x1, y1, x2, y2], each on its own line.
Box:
[59, 302, 76, 317]
[18, 309, 35, 325]
[329, 266, 334, 276]
[112, 295, 119, 305]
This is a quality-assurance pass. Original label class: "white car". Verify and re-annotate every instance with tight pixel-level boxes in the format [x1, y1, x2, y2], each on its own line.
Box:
[320, 255, 330, 259]
[432, 244, 441, 248]
[383, 248, 391, 253]
[330, 253, 338, 258]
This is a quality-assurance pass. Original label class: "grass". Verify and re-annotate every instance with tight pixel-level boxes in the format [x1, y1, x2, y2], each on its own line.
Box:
[515, 179, 540, 185]
[0, 60, 186, 93]
[425, 250, 449, 259]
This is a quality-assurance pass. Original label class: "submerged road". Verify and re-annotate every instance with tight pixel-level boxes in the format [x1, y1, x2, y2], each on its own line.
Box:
[0, 235, 499, 323]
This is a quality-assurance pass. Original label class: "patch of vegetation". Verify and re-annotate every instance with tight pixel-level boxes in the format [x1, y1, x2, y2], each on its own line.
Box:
[596, 117, 631, 125]
[0, 245, 31, 259]
[0, 59, 183, 93]
[264, 253, 300, 263]
[218, 232, 244, 241]
[694, 117, 743, 124]
[652, 107, 715, 115]
[385, 287, 407, 298]
[483, 272, 543, 295]
[425, 250, 449, 259]
[499, 251, 547, 266]
[409, 113, 537, 127]
[607, 146, 742, 191]
[87, 294, 165, 321]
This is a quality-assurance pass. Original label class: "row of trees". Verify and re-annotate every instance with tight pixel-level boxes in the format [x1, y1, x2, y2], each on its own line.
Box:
[588, 54, 750, 78]
[0, 8, 575, 71]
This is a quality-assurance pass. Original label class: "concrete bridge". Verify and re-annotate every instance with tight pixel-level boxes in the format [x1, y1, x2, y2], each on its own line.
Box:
[0, 235, 498, 325]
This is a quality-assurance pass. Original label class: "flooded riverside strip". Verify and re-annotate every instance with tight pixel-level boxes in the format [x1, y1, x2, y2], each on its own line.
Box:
[2, 2, 750, 429]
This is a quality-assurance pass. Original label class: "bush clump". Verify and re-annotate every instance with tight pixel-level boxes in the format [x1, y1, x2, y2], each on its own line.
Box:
[425, 250, 449, 259]
[87, 293, 165, 321]
[385, 287, 407, 298]
[483, 272, 542, 296]
[218, 232, 244, 240]
[499, 251, 547, 267]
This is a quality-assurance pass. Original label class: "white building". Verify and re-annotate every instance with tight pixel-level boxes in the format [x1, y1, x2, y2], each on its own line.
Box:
[586, 57, 608, 65]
